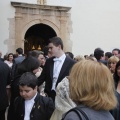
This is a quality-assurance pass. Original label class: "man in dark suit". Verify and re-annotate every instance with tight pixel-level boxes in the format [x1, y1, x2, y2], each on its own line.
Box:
[15, 48, 25, 64]
[0, 60, 10, 120]
[38, 37, 75, 101]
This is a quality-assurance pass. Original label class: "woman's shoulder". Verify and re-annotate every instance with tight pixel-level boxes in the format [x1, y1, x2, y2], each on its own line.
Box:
[63, 106, 114, 120]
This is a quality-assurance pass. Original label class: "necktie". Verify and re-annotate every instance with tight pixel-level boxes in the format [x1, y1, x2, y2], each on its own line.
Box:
[53, 58, 62, 62]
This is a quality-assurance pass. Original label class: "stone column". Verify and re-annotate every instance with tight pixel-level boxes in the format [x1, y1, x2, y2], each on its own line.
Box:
[15, 8, 23, 49]
[59, 16, 71, 52]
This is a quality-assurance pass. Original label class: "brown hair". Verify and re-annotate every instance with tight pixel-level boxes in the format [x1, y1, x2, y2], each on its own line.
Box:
[69, 60, 117, 110]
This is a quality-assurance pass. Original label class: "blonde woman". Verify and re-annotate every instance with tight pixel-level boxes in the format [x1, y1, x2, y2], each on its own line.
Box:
[63, 60, 117, 120]
[107, 56, 119, 74]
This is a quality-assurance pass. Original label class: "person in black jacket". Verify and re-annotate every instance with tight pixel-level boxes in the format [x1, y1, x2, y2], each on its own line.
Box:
[8, 56, 41, 120]
[13, 72, 55, 120]
[38, 37, 75, 101]
[0, 60, 10, 120]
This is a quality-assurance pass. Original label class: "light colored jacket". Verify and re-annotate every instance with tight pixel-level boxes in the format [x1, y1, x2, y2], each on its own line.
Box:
[50, 77, 76, 120]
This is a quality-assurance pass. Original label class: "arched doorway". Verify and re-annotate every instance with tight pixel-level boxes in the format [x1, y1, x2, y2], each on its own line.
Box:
[24, 23, 57, 54]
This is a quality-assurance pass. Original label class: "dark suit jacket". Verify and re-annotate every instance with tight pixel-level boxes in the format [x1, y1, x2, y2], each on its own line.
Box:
[0, 57, 4, 61]
[38, 56, 75, 100]
[13, 93, 55, 120]
[0, 61, 10, 111]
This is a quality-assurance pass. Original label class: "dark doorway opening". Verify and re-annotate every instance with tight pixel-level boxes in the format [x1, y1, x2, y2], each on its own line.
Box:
[24, 23, 57, 54]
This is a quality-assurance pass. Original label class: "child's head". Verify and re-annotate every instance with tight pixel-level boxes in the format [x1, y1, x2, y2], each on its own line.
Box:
[19, 72, 38, 100]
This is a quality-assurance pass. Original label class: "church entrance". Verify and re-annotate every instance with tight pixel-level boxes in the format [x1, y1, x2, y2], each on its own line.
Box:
[24, 23, 57, 54]
[11, 2, 72, 54]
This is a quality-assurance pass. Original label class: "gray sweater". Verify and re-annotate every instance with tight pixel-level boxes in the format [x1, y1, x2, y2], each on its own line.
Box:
[63, 106, 114, 120]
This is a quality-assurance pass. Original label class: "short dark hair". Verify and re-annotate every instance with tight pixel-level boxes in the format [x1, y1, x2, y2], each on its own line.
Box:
[16, 48, 23, 54]
[105, 52, 112, 58]
[31, 50, 44, 58]
[112, 48, 120, 54]
[94, 48, 104, 60]
[19, 72, 37, 89]
[65, 52, 74, 59]
[49, 37, 63, 50]
[17, 56, 40, 75]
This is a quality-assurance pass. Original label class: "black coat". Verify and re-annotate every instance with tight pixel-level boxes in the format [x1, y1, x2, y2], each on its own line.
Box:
[110, 91, 120, 120]
[38, 56, 75, 100]
[13, 93, 55, 120]
[0, 61, 10, 111]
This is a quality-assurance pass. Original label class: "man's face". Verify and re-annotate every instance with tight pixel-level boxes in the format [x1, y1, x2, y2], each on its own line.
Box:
[38, 54, 46, 66]
[48, 43, 60, 57]
[19, 85, 37, 100]
[112, 50, 119, 57]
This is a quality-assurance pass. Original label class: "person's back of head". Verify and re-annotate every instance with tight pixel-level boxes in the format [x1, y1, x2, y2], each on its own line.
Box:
[31, 50, 43, 58]
[94, 48, 104, 60]
[16, 48, 23, 55]
[65, 52, 74, 59]
[17, 56, 40, 75]
[105, 52, 112, 60]
[69, 60, 117, 111]
[74, 55, 85, 62]
[49, 37, 64, 50]
[86, 56, 97, 61]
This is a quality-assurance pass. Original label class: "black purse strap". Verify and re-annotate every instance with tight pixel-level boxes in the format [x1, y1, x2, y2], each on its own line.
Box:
[75, 107, 89, 120]
[62, 106, 89, 120]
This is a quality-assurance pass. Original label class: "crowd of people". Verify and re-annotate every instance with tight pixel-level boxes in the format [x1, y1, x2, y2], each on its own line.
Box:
[0, 36, 120, 120]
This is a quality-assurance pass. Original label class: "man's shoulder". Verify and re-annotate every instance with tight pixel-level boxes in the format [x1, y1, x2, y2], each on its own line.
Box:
[15, 56, 25, 60]
[65, 56, 76, 63]
[0, 61, 9, 69]
[45, 57, 54, 64]
[36, 94, 53, 104]
[15, 56, 25, 63]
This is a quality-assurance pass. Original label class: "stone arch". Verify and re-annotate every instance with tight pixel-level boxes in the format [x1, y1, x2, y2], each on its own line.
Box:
[22, 19, 60, 41]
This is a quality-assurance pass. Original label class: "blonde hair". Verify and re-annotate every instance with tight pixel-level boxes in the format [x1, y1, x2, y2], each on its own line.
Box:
[69, 60, 117, 110]
[108, 56, 119, 65]
[86, 56, 97, 61]
[74, 55, 85, 62]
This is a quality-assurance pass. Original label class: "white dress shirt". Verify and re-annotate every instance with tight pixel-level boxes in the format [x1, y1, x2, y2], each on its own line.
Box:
[52, 54, 66, 91]
[24, 93, 37, 120]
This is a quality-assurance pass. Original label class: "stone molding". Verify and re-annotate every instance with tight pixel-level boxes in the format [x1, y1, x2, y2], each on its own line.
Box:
[11, 2, 71, 12]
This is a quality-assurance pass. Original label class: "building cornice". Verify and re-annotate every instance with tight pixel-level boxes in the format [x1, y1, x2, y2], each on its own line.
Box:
[11, 2, 71, 12]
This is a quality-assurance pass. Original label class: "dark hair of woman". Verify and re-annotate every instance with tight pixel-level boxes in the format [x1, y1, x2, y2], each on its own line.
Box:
[113, 60, 120, 88]
[16, 56, 40, 76]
